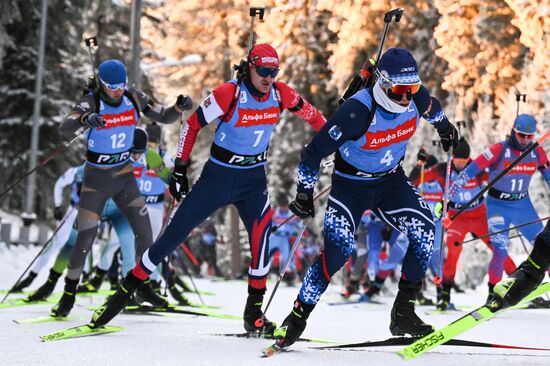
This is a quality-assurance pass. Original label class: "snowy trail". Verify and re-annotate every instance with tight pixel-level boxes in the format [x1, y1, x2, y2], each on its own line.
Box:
[1, 243, 550, 366]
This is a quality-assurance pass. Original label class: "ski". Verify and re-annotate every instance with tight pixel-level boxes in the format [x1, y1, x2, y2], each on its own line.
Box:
[399, 281, 550, 360]
[40, 324, 123, 342]
[0, 297, 58, 309]
[314, 336, 550, 351]
[123, 304, 242, 320]
[216, 332, 338, 344]
[14, 315, 79, 324]
[327, 298, 383, 306]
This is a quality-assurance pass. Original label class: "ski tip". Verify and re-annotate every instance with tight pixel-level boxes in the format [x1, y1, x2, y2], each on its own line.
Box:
[262, 344, 281, 357]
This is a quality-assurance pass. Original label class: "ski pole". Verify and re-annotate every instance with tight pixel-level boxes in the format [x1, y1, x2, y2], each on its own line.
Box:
[272, 185, 331, 233]
[339, 7, 403, 105]
[433, 145, 453, 286]
[0, 127, 87, 199]
[1, 205, 77, 303]
[462, 216, 549, 244]
[445, 128, 550, 226]
[173, 252, 205, 306]
[257, 217, 312, 330]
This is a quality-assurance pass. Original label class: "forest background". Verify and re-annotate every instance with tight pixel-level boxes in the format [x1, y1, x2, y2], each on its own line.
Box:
[0, 1, 548, 273]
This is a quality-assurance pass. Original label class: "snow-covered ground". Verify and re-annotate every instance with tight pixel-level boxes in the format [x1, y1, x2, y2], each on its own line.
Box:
[1, 243, 550, 366]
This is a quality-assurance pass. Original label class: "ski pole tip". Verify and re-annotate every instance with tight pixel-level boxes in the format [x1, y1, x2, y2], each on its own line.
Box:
[433, 276, 442, 286]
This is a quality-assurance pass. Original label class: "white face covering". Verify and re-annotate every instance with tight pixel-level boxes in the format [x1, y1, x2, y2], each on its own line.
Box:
[373, 81, 408, 114]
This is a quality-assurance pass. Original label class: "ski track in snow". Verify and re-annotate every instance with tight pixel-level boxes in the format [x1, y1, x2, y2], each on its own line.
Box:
[1, 243, 550, 366]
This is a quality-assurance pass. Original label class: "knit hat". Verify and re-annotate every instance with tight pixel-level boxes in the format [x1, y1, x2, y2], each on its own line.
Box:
[98, 59, 127, 87]
[513, 114, 537, 134]
[378, 48, 420, 85]
[132, 128, 148, 153]
[249, 43, 279, 68]
[453, 137, 470, 159]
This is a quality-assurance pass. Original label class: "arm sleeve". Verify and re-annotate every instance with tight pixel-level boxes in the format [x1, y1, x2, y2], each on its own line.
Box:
[53, 167, 77, 206]
[413, 86, 451, 132]
[276, 81, 326, 131]
[411, 164, 445, 187]
[297, 98, 372, 194]
[128, 89, 181, 125]
[175, 82, 236, 162]
[449, 146, 501, 195]
[59, 94, 96, 137]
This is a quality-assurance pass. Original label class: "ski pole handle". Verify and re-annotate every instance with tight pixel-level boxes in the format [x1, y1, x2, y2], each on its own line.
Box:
[384, 8, 404, 23]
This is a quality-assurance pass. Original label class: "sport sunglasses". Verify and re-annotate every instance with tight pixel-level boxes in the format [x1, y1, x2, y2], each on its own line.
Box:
[100, 77, 127, 91]
[376, 70, 422, 96]
[253, 65, 280, 78]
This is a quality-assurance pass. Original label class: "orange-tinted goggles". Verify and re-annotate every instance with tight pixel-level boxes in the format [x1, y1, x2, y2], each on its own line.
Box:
[389, 83, 421, 95]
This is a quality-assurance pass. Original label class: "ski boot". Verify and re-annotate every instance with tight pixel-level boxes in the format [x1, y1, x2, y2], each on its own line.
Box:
[340, 279, 359, 299]
[167, 276, 191, 306]
[359, 276, 384, 302]
[91, 272, 144, 328]
[435, 283, 452, 310]
[77, 268, 107, 293]
[135, 279, 169, 308]
[174, 275, 193, 292]
[13, 271, 38, 292]
[390, 280, 434, 337]
[243, 290, 276, 335]
[489, 260, 546, 310]
[27, 269, 61, 302]
[273, 299, 315, 349]
[416, 291, 434, 306]
[51, 278, 79, 317]
[109, 276, 119, 291]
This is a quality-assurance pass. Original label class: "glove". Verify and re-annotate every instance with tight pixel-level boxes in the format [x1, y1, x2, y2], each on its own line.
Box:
[434, 201, 443, 220]
[53, 206, 63, 221]
[175, 95, 193, 111]
[289, 192, 315, 219]
[381, 225, 392, 242]
[80, 112, 106, 128]
[417, 147, 428, 163]
[438, 122, 459, 152]
[169, 163, 189, 201]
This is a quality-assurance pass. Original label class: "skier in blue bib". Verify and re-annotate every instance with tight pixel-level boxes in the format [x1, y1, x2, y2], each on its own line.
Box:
[51, 59, 193, 317]
[273, 48, 459, 348]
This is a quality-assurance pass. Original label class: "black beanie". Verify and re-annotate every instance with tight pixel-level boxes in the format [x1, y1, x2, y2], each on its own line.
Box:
[146, 123, 162, 144]
[132, 128, 148, 153]
[453, 137, 470, 159]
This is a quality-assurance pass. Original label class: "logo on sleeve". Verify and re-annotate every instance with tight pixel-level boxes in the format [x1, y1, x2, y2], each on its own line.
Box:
[481, 148, 494, 161]
[328, 125, 342, 141]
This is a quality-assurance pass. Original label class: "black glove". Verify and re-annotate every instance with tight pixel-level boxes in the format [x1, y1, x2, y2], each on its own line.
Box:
[53, 206, 63, 221]
[80, 112, 106, 128]
[289, 192, 315, 219]
[381, 225, 392, 242]
[169, 163, 189, 201]
[438, 122, 459, 152]
[175, 95, 193, 111]
[417, 147, 428, 163]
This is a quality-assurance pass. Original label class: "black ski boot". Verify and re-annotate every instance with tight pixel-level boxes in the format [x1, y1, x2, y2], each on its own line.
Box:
[436, 283, 452, 310]
[109, 276, 119, 291]
[51, 278, 79, 317]
[273, 299, 315, 348]
[77, 268, 107, 293]
[135, 279, 169, 308]
[27, 269, 61, 301]
[390, 280, 434, 337]
[359, 276, 384, 302]
[13, 271, 38, 292]
[167, 276, 191, 306]
[243, 289, 276, 334]
[341, 279, 359, 299]
[91, 272, 143, 328]
[489, 260, 546, 310]
[416, 291, 434, 306]
[174, 276, 193, 292]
